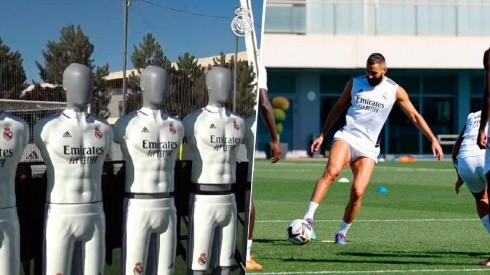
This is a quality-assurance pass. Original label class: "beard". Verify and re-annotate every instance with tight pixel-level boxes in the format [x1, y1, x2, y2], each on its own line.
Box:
[367, 76, 383, 86]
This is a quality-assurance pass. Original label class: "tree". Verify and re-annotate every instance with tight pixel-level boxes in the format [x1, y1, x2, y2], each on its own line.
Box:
[92, 64, 111, 119]
[165, 52, 207, 118]
[0, 37, 27, 99]
[36, 25, 94, 85]
[28, 25, 110, 117]
[124, 33, 172, 113]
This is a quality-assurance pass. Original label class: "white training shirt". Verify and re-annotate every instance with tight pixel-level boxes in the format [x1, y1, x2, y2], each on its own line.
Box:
[114, 107, 184, 193]
[459, 111, 487, 158]
[341, 75, 398, 148]
[183, 105, 245, 184]
[34, 109, 112, 204]
[0, 112, 29, 208]
[258, 62, 267, 90]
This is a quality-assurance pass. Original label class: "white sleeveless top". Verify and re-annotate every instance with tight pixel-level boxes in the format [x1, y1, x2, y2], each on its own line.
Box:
[0, 112, 29, 208]
[459, 111, 487, 158]
[114, 107, 184, 193]
[341, 75, 398, 148]
[34, 109, 112, 204]
[183, 105, 245, 184]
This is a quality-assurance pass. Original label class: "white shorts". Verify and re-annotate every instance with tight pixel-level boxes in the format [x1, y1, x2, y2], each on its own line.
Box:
[457, 154, 487, 193]
[0, 207, 20, 275]
[188, 193, 237, 271]
[123, 197, 177, 275]
[44, 202, 105, 275]
[334, 131, 379, 163]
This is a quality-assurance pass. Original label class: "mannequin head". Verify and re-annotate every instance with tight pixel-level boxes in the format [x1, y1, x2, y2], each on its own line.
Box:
[63, 63, 93, 112]
[206, 66, 232, 107]
[140, 65, 169, 109]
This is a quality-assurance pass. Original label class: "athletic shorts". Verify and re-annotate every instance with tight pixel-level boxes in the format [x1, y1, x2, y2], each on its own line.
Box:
[0, 206, 20, 275]
[457, 154, 487, 193]
[123, 197, 177, 275]
[334, 131, 379, 163]
[44, 202, 105, 275]
[188, 193, 237, 271]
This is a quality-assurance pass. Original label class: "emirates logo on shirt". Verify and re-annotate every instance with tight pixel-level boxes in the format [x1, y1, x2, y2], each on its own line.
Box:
[94, 127, 103, 139]
[169, 123, 176, 135]
[3, 127, 13, 140]
[233, 120, 240, 131]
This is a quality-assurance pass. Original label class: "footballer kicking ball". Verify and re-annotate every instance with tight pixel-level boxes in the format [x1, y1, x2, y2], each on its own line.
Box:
[287, 219, 312, 245]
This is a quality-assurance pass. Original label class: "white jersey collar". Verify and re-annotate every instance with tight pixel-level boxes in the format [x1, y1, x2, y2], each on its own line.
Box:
[62, 108, 86, 119]
[139, 107, 165, 119]
[205, 105, 226, 113]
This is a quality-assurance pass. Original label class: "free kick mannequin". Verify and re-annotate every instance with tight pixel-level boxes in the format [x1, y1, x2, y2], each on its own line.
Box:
[34, 63, 112, 275]
[183, 67, 245, 275]
[0, 74, 30, 275]
[114, 65, 183, 275]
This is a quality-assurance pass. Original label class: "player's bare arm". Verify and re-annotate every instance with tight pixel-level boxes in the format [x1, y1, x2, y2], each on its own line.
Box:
[396, 86, 443, 160]
[451, 127, 465, 194]
[311, 80, 353, 154]
[259, 88, 281, 163]
[478, 48, 490, 149]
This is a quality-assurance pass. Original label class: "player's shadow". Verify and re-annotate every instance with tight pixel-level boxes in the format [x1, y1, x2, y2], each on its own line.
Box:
[252, 238, 293, 246]
[283, 251, 488, 266]
[340, 251, 487, 258]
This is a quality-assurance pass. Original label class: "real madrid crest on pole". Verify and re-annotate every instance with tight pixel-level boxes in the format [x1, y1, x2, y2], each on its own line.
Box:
[230, 6, 254, 113]
[231, 7, 253, 37]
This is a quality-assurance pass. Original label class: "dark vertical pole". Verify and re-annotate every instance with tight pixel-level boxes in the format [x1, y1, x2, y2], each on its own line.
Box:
[122, 0, 130, 116]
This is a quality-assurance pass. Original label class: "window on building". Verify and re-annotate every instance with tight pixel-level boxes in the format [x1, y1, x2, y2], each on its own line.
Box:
[265, 1, 306, 33]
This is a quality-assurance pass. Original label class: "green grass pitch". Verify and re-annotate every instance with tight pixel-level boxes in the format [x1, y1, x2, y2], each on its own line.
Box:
[249, 159, 490, 274]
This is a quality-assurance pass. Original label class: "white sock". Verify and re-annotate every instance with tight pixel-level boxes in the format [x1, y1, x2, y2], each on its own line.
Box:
[482, 214, 490, 234]
[337, 221, 352, 236]
[246, 239, 253, 261]
[303, 201, 319, 221]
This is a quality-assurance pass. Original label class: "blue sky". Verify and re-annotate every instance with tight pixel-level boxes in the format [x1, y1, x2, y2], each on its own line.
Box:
[0, 0, 263, 82]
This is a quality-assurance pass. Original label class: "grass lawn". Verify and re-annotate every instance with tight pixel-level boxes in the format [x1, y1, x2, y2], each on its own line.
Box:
[249, 159, 489, 274]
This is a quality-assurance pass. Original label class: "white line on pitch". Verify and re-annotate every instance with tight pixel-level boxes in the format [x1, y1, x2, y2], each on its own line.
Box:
[254, 268, 490, 274]
[256, 218, 479, 223]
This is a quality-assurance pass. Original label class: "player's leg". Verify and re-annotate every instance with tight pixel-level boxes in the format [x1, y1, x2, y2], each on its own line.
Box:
[457, 155, 490, 232]
[156, 207, 177, 275]
[303, 139, 350, 238]
[246, 198, 262, 271]
[309, 139, 350, 204]
[335, 156, 375, 244]
[0, 208, 20, 275]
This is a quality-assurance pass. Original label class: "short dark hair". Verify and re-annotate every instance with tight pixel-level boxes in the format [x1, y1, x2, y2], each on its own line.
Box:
[367, 53, 386, 65]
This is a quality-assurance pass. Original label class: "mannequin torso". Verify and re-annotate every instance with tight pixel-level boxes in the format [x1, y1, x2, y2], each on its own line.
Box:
[0, 112, 29, 208]
[114, 108, 183, 193]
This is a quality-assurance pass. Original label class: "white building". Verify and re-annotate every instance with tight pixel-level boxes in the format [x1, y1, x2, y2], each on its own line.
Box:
[259, 0, 490, 157]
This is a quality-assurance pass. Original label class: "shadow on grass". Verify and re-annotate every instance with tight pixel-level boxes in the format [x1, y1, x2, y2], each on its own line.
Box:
[253, 238, 292, 245]
[280, 251, 488, 266]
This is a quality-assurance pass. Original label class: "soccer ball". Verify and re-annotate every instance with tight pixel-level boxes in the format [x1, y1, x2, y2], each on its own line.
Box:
[287, 219, 312, 245]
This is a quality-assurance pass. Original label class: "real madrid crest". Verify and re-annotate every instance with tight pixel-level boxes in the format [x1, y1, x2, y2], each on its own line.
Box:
[94, 127, 103, 139]
[231, 7, 253, 37]
[169, 123, 176, 135]
[3, 127, 13, 140]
